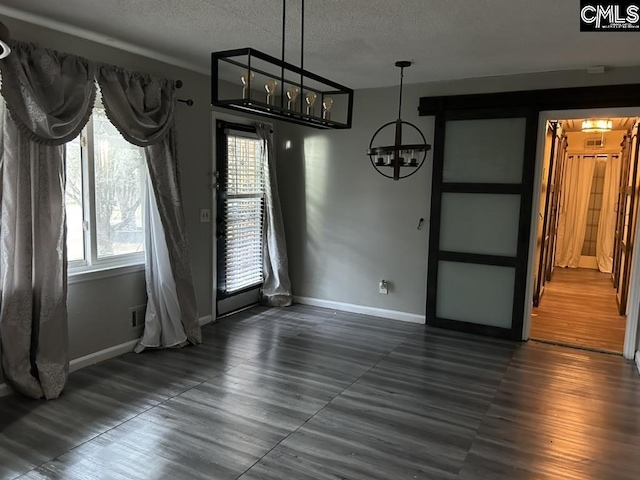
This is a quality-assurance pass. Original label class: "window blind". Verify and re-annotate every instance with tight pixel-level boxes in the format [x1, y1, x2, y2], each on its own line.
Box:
[223, 133, 265, 293]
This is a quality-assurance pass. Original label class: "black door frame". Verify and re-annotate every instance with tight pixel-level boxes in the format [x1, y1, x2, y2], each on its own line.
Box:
[419, 83, 640, 341]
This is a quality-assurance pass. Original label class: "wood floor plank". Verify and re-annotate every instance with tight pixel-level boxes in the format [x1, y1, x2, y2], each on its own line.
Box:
[0, 304, 638, 480]
[531, 268, 627, 352]
[457, 342, 640, 480]
[240, 329, 516, 480]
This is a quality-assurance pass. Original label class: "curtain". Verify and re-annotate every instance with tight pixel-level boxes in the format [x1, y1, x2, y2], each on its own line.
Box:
[0, 42, 96, 399]
[255, 123, 292, 307]
[555, 154, 596, 268]
[97, 66, 201, 350]
[596, 154, 622, 273]
[138, 165, 187, 350]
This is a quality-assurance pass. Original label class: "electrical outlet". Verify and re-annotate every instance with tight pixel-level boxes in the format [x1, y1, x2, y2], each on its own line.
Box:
[200, 209, 211, 223]
[379, 280, 389, 295]
[129, 304, 147, 329]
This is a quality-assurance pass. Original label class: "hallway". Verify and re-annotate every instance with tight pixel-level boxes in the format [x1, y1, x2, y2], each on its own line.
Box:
[531, 268, 626, 353]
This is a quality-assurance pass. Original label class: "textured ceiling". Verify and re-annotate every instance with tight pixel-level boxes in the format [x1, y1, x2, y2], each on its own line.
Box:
[1, 0, 640, 89]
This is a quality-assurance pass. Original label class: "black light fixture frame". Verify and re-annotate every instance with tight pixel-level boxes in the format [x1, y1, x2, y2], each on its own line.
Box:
[211, 1, 353, 129]
[367, 61, 431, 180]
[212, 48, 353, 129]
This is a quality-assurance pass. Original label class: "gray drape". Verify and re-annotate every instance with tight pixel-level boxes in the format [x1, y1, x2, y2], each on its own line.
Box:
[255, 123, 292, 307]
[0, 42, 96, 399]
[0, 42, 200, 399]
[97, 66, 201, 348]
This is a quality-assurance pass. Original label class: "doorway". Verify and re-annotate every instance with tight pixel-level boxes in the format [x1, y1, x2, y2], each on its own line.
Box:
[530, 117, 638, 353]
[419, 84, 640, 361]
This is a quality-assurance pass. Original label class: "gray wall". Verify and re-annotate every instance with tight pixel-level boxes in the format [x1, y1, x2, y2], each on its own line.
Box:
[276, 65, 640, 324]
[4, 14, 640, 371]
[2, 16, 214, 362]
[276, 85, 432, 315]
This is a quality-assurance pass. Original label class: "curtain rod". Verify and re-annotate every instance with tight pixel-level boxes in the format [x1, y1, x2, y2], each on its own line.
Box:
[175, 80, 193, 106]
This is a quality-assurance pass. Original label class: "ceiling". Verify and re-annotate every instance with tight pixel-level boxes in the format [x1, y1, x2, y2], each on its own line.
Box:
[2, 0, 640, 89]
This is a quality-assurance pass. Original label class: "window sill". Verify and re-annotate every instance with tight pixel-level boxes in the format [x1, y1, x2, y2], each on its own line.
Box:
[68, 263, 145, 285]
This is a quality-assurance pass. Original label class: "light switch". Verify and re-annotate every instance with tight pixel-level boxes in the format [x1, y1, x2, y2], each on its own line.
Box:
[200, 209, 211, 223]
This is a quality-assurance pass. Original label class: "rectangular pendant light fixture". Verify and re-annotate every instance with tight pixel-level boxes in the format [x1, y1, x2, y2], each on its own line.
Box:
[211, 1, 353, 130]
[212, 48, 353, 129]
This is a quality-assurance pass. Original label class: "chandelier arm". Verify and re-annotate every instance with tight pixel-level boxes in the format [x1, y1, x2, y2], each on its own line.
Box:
[394, 119, 402, 180]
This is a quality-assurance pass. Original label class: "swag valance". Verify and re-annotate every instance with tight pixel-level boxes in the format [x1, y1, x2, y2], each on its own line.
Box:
[0, 41, 178, 147]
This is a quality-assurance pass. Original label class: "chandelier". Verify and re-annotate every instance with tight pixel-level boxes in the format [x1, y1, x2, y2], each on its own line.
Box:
[211, 0, 353, 129]
[0, 22, 11, 59]
[367, 61, 430, 180]
[581, 119, 613, 133]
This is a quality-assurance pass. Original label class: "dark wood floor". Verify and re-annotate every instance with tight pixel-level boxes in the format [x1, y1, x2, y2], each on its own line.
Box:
[1, 304, 639, 479]
[531, 268, 627, 353]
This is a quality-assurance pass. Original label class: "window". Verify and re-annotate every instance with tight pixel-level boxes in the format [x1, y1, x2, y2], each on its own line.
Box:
[217, 125, 265, 295]
[65, 102, 146, 271]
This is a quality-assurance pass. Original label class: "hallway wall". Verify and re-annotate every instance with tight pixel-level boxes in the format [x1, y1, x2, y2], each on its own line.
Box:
[565, 131, 626, 154]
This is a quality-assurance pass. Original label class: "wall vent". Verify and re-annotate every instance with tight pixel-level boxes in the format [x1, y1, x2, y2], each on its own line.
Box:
[585, 138, 605, 149]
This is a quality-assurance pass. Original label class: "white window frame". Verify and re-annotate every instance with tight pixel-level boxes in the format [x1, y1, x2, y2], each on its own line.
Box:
[67, 110, 146, 275]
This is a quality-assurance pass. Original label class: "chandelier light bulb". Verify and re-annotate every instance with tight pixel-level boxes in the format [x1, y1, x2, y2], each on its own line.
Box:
[322, 97, 333, 120]
[240, 70, 255, 99]
[286, 86, 300, 110]
[265, 79, 278, 105]
[305, 92, 317, 116]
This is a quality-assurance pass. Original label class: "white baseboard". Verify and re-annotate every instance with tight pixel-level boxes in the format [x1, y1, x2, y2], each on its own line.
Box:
[69, 339, 140, 373]
[636, 352, 640, 376]
[0, 314, 213, 398]
[294, 296, 425, 324]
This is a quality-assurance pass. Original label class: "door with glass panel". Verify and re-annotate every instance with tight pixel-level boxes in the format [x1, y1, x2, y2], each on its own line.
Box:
[614, 122, 640, 315]
[546, 133, 567, 283]
[427, 110, 536, 339]
[533, 121, 565, 306]
[612, 131, 631, 290]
